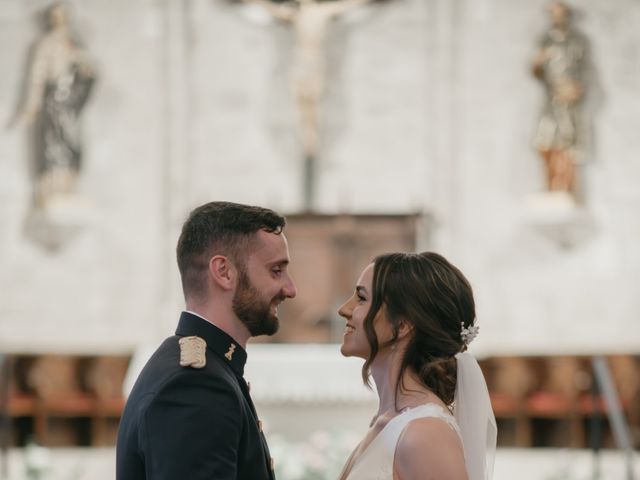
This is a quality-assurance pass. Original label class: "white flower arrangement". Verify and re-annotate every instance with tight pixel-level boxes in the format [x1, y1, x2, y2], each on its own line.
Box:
[267, 430, 360, 480]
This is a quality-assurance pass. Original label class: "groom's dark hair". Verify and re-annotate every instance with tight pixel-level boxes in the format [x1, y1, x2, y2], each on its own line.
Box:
[176, 201, 285, 300]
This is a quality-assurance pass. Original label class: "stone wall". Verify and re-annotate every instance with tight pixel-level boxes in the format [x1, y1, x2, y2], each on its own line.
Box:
[0, 0, 639, 353]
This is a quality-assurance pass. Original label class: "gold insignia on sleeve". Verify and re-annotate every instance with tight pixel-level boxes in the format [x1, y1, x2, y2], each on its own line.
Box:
[179, 336, 207, 369]
[225, 343, 236, 361]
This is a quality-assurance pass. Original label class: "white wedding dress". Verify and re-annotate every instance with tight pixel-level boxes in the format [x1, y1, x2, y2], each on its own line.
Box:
[344, 403, 462, 480]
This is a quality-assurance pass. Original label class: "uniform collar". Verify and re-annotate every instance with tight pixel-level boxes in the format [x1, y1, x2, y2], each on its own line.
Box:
[175, 311, 248, 377]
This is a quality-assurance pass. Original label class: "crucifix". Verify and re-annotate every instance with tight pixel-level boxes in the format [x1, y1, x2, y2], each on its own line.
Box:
[246, 0, 372, 209]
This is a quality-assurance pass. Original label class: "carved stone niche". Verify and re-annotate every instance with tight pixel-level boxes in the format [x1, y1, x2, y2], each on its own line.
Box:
[259, 213, 424, 344]
[524, 192, 596, 248]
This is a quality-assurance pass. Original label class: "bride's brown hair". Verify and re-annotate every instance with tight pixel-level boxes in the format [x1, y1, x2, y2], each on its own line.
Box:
[361, 252, 476, 406]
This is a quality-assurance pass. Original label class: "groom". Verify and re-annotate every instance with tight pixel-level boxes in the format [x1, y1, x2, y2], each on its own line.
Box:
[116, 202, 297, 479]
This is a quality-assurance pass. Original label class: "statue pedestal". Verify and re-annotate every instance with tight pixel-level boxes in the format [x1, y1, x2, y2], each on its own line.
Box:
[25, 194, 91, 250]
[524, 192, 595, 248]
[42, 194, 92, 225]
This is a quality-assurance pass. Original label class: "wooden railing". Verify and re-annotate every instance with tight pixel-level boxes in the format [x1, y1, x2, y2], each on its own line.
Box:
[1, 353, 638, 448]
[3, 354, 130, 447]
[479, 355, 640, 448]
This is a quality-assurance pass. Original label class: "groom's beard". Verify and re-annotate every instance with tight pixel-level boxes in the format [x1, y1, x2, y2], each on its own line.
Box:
[232, 269, 281, 336]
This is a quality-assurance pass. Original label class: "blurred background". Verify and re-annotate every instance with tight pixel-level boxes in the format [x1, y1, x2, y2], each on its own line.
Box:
[1, 0, 639, 478]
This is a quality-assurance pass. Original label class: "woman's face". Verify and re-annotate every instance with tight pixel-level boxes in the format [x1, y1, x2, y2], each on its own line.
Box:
[339, 263, 396, 360]
[338, 264, 374, 359]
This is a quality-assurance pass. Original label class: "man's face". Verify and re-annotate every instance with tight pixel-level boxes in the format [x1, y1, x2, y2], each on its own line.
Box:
[232, 230, 297, 336]
[48, 5, 68, 29]
[550, 3, 570, 27]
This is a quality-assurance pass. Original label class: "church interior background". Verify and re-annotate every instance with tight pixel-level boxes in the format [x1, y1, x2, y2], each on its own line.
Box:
[1, 0, 639, 478]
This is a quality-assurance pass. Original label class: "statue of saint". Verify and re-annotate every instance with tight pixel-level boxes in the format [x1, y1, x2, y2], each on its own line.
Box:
[13, 2, 96, 209]
[531, 1, 589, 198]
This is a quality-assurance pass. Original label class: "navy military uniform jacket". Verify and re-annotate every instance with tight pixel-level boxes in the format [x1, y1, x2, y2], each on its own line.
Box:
[116, 312, 275, 480]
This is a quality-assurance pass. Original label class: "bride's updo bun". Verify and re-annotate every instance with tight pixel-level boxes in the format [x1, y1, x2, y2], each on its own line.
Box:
[361, 252, 476, 406]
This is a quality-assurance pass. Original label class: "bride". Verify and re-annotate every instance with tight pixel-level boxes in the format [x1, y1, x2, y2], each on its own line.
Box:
[338, 252, 496, 480]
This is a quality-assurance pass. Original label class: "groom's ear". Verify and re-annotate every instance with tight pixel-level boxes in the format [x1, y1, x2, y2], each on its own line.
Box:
[209, 255, 236, 291]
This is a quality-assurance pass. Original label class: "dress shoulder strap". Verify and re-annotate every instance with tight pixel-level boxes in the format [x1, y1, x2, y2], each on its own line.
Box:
[344, 403, 462, 480]
[378, 403, 461, 453]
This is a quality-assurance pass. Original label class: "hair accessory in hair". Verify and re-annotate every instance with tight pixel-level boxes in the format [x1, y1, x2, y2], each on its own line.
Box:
[460, 321, 479, 347]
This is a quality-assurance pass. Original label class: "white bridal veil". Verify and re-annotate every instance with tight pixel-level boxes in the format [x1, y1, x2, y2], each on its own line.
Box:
[454, 351, 498, 480]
